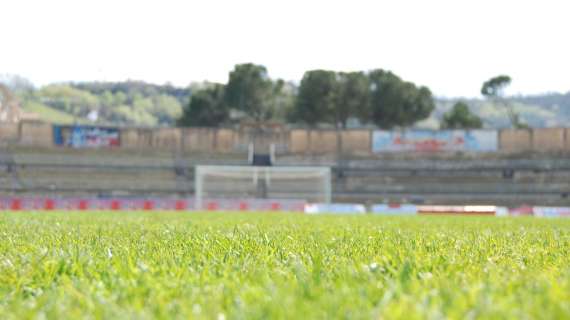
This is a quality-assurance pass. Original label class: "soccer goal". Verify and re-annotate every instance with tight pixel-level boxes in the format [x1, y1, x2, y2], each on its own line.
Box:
[194, 165, 332, 210]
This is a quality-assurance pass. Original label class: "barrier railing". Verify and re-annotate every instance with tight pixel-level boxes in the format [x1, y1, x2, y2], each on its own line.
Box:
[0, 197, 568, 217]
[0, 197, 304, 212]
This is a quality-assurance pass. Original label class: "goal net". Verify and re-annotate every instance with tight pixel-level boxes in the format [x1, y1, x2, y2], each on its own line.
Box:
[194, 165, 332, 210]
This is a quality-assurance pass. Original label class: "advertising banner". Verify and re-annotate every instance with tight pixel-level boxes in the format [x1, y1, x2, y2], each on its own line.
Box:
[372, 130, 498, 153]
[304, 203, 366, 214]
[0, 197, 193, 211]
[371, 204, 417, 215]
[417, 205, 497, 215]
[201, 198, 306, 212]
[0, 197, 307, 212]
[533, 207, 570, 217]
[53, 125, 120, 148]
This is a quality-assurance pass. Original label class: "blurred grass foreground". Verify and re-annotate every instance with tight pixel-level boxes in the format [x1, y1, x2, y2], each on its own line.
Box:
[0, 212, 569, 319]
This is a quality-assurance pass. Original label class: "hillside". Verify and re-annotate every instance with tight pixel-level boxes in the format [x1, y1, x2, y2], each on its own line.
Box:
[18, 81, 189, 127]
[419, 92, 570, 129]
[7, 79, 570, 129]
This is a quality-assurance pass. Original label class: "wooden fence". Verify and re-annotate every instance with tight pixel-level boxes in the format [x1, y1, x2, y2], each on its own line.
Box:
[2, 121, 570, 155]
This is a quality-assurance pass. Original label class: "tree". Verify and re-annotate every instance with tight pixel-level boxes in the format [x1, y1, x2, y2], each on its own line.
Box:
[270, 79, 296, 123]
[481, 75, 524, 128]
[290, 70, 338, 127]
[336, 72, 369, 128]
[39, 84, 99, 116]
[152, 94, 183, 124]
[441, 101, 483, 129]
[224, 63, 274, 122]
[177, 84, 229, 127]
[367, 69, 434, 129]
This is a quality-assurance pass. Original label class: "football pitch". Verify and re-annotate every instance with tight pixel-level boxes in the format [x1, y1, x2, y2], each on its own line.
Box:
[1, 212, 569, 319]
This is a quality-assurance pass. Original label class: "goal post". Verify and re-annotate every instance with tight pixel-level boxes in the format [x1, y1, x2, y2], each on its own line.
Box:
[194, 165, 332, 210]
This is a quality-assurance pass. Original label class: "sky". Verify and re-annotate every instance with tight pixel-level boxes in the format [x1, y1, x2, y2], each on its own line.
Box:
[1, 0, 569, 97]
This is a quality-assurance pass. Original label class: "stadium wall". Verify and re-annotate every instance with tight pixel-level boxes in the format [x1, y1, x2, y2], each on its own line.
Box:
[4, 121, 570, 155]
[341, 130, 371, 155]
[181, 128, 216, 152]
[0, 123, 19, 143]
[289, 129, 309, 154]
[19, 121, 53, 147]
[499, 129, 532, 153]
[531, 128, 565, 152]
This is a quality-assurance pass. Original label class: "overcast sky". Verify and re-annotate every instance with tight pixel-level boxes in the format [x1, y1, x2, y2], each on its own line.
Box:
[1, 0, 568, 97]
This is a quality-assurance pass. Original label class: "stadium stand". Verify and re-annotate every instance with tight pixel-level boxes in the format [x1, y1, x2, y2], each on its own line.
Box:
[0, 145, 568, 206]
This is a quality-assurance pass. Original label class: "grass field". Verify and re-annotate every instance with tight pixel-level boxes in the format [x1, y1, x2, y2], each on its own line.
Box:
[1, 212, 569, 319]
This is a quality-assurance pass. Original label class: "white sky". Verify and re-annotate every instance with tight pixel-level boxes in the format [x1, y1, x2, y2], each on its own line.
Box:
[1, 0, 569, 97]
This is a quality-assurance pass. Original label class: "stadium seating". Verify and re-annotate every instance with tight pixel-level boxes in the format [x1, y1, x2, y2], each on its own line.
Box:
[0, 147, 569, 206]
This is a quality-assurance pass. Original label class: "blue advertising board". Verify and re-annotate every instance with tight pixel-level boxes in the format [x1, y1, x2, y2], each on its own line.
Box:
[372, 130, 498, 153]
[53, 125, 120, 148]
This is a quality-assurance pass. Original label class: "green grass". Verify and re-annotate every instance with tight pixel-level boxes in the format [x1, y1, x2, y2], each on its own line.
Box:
[21, 101, 78, 124]
[1, 212, 569, 319]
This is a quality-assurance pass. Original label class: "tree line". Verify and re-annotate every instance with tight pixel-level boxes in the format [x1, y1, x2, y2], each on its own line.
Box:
[178, 64, 438, 129]
[2, 70, 532, 130]
[1, 78, 186, 126]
